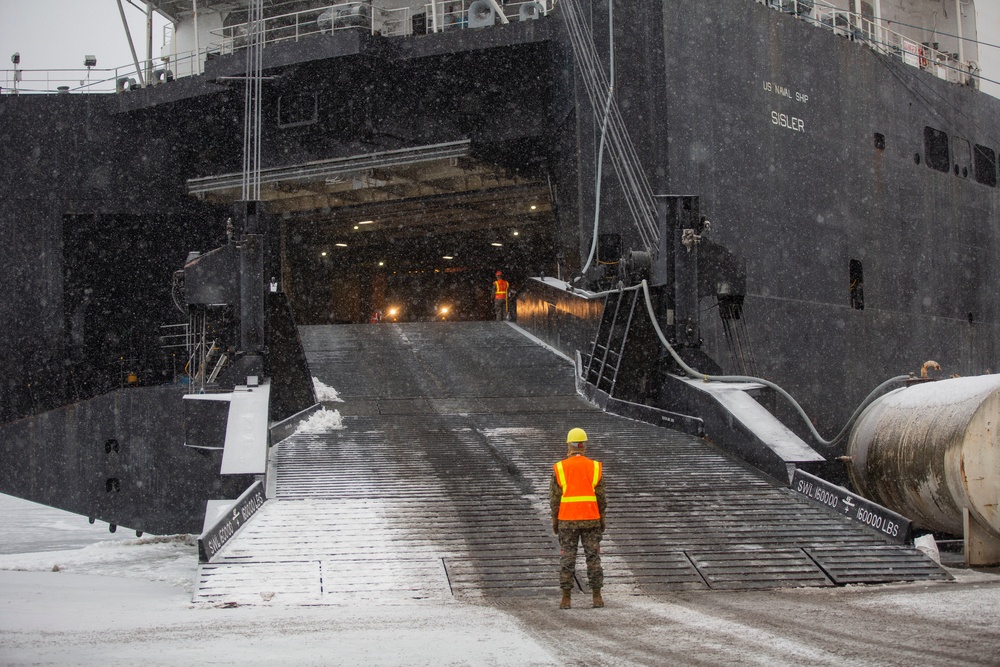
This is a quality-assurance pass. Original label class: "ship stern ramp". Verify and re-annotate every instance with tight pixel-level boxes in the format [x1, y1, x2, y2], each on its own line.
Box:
[193, 322, 947, 605]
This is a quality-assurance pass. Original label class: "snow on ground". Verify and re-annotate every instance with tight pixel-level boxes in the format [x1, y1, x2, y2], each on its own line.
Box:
[0, 494, 132, 555]
[0, 569, 556, 666]
[2, 493, 999, 666]
[0, 494, 556, 666]
[294, 378, 346, 433]
[0, 535, 199, 594]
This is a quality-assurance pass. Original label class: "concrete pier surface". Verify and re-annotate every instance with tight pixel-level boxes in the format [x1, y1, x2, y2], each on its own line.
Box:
[0, 566, 997, 666]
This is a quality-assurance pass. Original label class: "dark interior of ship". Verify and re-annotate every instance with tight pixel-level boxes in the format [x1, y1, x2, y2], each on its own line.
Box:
[278, 144, 558, 324]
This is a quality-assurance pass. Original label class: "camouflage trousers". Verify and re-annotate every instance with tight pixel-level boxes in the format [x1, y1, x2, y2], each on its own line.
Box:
[558, 526, 604, 591]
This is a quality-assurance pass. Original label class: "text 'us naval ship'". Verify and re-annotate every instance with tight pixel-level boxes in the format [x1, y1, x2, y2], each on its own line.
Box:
[1, 0, 999, 593]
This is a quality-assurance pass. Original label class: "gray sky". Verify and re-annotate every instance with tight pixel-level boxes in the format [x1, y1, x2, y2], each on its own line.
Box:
[976, 4, 1000, 99]
[0, 1, 168, 73]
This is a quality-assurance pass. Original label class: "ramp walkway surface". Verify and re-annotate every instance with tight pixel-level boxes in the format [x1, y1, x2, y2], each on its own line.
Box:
[195, 322, 948, 604]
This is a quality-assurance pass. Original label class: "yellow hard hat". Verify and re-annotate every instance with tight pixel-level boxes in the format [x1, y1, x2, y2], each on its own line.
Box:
[566, 427, 588, 444]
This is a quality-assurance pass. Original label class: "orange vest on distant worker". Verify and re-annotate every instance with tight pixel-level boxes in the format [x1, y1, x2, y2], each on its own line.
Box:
[494, 278, 508, 299]
[554, 455, 602, 520]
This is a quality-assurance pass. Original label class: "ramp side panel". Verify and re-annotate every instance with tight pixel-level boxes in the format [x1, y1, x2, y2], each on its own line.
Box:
[221, 384, 271, 475]
[678, 378, 824, 463]
[0, 385, 253, 535]
[515, 278, 604, 362]
[197, 480, 267, 562]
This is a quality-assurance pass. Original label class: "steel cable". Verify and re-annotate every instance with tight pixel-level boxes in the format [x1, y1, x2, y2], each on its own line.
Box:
[559, 0, 660, 253]
[242, 0, 264, 201]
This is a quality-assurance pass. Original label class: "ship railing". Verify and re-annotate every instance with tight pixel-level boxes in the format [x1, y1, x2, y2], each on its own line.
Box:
[163, 315, 231, 393]
[424, 1, 553, 33]
[160, 323, 196, 389]
[760, 0, 980, 89]
[0, 49, 202, 95]
[0, 66, 132, 95]
[0, 1, 553, 94]
[212, 1, 553, 51]
[213, 2, 371, 55]
[159, 323, 190, 351]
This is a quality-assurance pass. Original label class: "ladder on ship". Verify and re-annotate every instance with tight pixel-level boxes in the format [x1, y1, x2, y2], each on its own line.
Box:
[583, 289, 641, 396]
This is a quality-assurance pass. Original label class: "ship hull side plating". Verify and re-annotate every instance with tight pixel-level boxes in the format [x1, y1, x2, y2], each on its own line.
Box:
[572, 1, 1000, 432]
[0, 386, 252, 534]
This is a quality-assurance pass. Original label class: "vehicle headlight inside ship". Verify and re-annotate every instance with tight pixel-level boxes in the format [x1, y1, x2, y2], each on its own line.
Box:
[388, 307, 399, 317]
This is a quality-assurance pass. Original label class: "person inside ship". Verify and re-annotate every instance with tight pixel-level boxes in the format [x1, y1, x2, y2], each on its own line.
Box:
[492, 270, 509, 321]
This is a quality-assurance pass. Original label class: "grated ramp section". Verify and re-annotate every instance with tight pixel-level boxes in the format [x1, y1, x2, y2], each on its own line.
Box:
[686, 549, 833, 590]
[194, 323, 950, 604]
[807, 546, 954, 585]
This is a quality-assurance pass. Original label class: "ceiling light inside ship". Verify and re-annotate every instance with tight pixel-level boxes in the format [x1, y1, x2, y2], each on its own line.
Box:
[188, 141, 557, 324]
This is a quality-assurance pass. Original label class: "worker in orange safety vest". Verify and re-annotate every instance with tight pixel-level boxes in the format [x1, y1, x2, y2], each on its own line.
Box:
[492, 270, 509, 321]
[550, 427, 606, 609]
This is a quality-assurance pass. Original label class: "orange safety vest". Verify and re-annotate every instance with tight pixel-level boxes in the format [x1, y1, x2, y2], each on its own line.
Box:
[493, 278, 508, 299]
[554, 455, 602, 520]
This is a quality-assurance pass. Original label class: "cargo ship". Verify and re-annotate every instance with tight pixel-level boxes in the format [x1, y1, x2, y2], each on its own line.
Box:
[0, 0, 997, 554]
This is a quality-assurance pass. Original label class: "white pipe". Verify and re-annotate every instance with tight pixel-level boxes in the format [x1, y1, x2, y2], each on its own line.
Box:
[955, 0, 965, 63]
[633, 280, 910, 448]
[193, 0, 201, 73]
[487, 0, 510, 24]
[576, 279, 910, 448]
[873, 0, 882, 49]
[146, 1, 153, 84]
